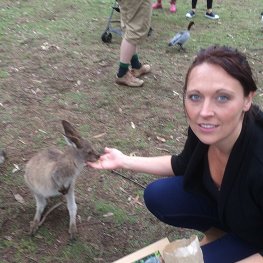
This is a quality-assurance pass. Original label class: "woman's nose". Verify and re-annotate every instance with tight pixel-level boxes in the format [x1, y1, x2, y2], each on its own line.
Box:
[200, 100, 215, 117]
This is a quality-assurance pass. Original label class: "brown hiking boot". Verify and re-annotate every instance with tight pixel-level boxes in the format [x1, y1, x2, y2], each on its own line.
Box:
[115, 70, 144, 87]
[131, 64, 151, 78]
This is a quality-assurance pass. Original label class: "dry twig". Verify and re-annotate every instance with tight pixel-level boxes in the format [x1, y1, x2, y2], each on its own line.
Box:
[111, 170, 146, 189]
[39, 202, 63, 226]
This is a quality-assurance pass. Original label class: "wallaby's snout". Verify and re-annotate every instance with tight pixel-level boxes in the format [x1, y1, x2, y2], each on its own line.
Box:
[79, 140, 100, 163]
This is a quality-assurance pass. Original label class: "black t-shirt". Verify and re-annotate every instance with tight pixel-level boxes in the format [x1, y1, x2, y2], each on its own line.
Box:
[202, 154, 220, 202]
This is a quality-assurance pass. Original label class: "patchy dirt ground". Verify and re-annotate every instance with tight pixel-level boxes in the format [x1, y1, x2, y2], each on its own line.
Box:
[0, 0, 263, 262]
[0, 4, 191, 262]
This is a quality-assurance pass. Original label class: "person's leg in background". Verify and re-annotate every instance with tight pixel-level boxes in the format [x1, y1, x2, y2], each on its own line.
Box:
[205, 0, 219, 19]
[170, 0, 177, 13]
[152, 0, 177, 13]
[192, 0, 198, 12]
[116, 0, 151, 87]
[186, 0, 198, 18]
[116, 39, 144, 87]
[152, 0, 163, 9]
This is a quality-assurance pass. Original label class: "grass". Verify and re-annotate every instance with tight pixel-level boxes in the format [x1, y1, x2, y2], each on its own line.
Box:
[153, 0, 263, 50]
[95, 199, 137, 225]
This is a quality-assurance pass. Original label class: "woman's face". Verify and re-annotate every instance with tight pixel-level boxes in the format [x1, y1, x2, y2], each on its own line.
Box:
[184, 63, 253, 149]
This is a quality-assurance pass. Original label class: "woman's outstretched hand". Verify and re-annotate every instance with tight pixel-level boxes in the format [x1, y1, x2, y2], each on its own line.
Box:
[86, 147, 125, 170]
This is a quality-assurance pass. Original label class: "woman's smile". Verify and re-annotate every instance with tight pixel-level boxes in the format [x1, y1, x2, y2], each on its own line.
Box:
[198, 123, 219, 131]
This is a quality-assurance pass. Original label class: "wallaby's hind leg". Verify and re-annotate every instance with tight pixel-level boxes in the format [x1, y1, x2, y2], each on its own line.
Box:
[30, 194, 47, 236]
[65, 187, 77, 240]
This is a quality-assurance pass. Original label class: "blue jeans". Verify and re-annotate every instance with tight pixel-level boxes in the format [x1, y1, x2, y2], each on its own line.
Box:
[143, 176, 258, 263]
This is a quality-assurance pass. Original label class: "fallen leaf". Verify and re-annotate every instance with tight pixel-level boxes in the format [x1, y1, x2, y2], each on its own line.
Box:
[129, 195, 143, 206]
[38, 129, 47, 134]
[14, 193, 25, 204]
[93, 132, 106, 138]
[119, 187, 128, 194]
[131, 122, 136, 129]
[35, 234, 44, 239]
[173, 91, 180, 96]
[32, 79, 42, 84]
[103, 212, 114, 217]
[12, 164, 20, 173]
[18, 139, 26, 144]
[156, 147, 170, 153]
[31, 89, 37, 95]
[156, 136, 166, 143]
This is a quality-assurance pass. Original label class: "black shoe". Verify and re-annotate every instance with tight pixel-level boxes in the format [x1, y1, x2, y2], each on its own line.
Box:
[205, 12, 219, 20]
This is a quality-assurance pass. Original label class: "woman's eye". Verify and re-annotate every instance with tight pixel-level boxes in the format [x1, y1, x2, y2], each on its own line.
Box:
[188, 94, 201, 101]
[217, 95, 229, 103]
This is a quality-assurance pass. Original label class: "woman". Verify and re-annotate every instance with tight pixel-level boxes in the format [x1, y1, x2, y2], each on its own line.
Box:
[88, 46, 263, 262]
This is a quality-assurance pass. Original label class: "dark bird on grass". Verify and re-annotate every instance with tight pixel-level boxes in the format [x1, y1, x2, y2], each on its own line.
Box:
[168, 21, 194, 50]
[261, 12, 263, 23]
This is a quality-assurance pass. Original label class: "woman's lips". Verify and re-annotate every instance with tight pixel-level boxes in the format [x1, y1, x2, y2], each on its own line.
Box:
[198, 123, 219, 132]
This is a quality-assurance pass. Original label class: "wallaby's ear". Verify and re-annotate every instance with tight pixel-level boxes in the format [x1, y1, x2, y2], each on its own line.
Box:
[62, 120, 81, 138]
[62, 120, 82, 148]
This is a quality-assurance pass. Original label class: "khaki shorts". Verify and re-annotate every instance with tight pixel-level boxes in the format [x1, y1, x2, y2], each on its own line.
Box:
[118, 0, 152, 45]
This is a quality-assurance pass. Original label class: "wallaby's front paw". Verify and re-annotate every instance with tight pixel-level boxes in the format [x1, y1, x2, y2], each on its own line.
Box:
[29, 220, 39, 236]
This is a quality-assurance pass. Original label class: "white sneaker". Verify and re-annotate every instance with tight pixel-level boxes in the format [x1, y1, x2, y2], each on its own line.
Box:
[186, 10, 196, 18]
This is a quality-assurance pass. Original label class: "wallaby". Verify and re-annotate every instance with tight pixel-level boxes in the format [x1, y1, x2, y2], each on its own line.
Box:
[24, 120, 100, 240]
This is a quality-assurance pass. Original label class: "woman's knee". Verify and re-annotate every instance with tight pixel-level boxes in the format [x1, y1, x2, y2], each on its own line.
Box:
[143, 177, 185, 219]
[144, 179, 163, 213]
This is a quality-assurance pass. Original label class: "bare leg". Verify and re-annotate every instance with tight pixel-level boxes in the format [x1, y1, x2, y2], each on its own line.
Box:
[120, 38, 136, 64]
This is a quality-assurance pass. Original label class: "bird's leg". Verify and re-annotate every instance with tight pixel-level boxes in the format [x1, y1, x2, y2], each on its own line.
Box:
[178, 44, 185, 52]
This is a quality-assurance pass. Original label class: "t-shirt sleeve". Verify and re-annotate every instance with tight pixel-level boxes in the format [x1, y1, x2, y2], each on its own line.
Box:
[171, 128, 198, 175]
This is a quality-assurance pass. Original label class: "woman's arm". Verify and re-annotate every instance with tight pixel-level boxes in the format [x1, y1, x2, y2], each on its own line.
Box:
[87, 147, 174, 176]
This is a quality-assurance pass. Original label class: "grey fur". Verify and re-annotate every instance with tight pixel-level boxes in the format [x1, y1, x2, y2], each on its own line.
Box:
[24, 120, 100, 240]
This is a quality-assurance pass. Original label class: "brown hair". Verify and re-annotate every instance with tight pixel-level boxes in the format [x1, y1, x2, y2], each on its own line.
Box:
[183, 45, 257, 98]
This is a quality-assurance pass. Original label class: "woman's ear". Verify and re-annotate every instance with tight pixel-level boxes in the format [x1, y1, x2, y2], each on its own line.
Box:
[243, 91, 255, 112]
